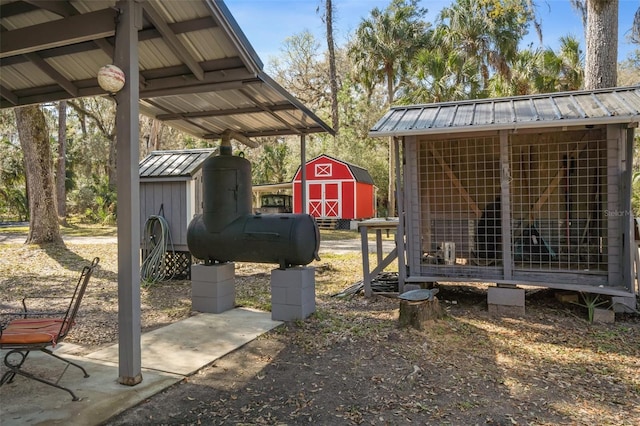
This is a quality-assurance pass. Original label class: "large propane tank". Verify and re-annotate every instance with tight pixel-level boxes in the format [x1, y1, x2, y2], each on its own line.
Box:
[201, 148, 252, 232]
[187, 148, 320, 269]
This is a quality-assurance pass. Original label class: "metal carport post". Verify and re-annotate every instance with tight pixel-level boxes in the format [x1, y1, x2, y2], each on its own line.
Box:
[114, 0, 142, 386]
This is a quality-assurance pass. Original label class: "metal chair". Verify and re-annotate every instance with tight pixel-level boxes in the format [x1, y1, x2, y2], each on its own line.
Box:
[0, 257, 100, 401]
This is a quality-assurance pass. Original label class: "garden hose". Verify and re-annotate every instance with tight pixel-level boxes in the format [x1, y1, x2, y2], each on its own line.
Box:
[141, 215, 175, 285]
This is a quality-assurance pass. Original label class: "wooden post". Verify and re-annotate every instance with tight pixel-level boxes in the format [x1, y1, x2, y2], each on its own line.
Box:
[398, 298, 444, 330]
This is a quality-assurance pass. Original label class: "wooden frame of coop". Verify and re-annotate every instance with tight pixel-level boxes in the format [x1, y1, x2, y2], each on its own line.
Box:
[371, 86, 639, 299]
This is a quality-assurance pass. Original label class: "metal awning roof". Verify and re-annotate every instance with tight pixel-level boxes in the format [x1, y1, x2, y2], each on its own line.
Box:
[1, 0, 331, 384]
[370, 86, 640, 138]
[0, 0, 333, 140]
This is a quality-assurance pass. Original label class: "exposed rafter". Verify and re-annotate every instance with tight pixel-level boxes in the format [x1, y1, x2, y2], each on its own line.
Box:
[0, 8, 118, 58]
[1, 16, 218, 66]
[23, 53, 79, 97]
[142, 98, 224, 138]
[22, 0, 79, 17]
[0, 85, 18, 105]
[141, 3, 205, 81]
[156, 103, 297, 121]
[239, 87, 301, 134]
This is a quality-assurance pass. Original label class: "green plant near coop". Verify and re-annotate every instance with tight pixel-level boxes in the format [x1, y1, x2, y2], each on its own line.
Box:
[572, 292, 610, 323]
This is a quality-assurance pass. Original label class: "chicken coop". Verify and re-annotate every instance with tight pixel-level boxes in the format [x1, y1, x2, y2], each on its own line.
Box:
[139, 148, 217, 279]
[370, 86, 640, 301]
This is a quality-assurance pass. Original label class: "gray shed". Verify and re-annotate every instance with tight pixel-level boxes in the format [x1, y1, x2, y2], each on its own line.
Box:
[139, 148, 217, 275]
[370, 86, 640, 301]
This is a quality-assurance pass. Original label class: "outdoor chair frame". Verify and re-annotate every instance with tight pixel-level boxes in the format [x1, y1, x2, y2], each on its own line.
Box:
[0, 257, 100, 401]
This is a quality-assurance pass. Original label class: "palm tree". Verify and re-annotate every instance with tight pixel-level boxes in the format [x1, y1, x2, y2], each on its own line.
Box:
[556, 35, 584, 90]
[489, 48, 541, 96]
[437, 0, 533, 93]
[349, 0, 429, 216]
[403, 29, 481, 103]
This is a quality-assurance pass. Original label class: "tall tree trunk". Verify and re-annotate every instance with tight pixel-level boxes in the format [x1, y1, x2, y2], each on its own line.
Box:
[150, 118, 162, 151]
[386, 68, 396, 217]
[57, 100, 67, 223]
[15, 105, 62, 244]
[108, 136, 117, 191]
[585, 0, 618, 89]
[325, 0, 339, 133]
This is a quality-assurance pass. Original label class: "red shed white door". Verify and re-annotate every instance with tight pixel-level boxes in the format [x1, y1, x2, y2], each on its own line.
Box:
[308, 182, 340, 218]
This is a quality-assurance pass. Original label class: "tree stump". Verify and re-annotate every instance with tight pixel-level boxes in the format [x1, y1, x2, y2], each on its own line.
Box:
[398, 298, 444, 330]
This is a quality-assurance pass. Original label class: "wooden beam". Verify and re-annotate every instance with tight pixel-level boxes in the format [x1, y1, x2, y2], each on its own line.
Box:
[528, 142, 589, 222]
[428, 142, 482, 217]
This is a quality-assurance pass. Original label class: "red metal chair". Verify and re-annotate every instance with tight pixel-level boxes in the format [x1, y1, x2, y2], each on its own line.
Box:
[0, 257, 100, 401]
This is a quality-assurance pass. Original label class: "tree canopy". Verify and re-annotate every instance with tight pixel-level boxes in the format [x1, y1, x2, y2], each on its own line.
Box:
[1, 0, 638, 226]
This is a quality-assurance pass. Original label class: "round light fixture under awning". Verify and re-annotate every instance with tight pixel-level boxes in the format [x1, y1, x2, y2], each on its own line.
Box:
[97, 64, 126, 93]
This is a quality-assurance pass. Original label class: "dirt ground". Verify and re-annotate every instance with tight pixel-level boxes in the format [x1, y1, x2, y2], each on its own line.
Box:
[0, 239, 639, 425]
[103, 287, 639, 426]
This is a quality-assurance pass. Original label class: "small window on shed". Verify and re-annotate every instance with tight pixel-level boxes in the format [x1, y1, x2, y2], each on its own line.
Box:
[315, 163, 332, 177]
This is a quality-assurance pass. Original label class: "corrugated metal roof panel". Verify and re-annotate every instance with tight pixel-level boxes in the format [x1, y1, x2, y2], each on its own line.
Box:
[494, 100, 513, 124]
[139, 149, 217, 178]
[513, 98, 537, 121]
[472, 103, 493, 125]
[614, 90, 640, 113]
[370, 87, 640, 137]
[433, 105, 456, 128]
[453, 103, 475, 127]
[531, 97, 557, 120]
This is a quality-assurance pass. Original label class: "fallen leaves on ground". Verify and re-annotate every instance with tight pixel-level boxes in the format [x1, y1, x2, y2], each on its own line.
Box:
[1, 241, 638, 425]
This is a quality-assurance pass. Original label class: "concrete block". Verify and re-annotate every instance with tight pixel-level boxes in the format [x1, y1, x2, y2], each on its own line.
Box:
[270, 267, 316, 321]
[488, 304, 525, 318]
[592, 308, 615, 324]
[192, 294, 235, 314]
[487, 286, 525, 307]
[271, 267, 315, 290]
[191, 278, 234, 298]
[403, 284, 422, 292]
[271, 302, 316, 322]
[191, 263, 234, 282]
[611, 296, 637, 313]
[554, 291, 579, 304]
[191, 263, 236, 314]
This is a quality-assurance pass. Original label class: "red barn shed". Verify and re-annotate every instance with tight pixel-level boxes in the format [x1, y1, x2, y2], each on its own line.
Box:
[292, 154, 376, 226]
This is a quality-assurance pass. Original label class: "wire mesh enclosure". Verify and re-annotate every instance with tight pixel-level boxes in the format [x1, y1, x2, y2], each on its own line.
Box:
[376, 87, 638, 296]
[416, 133, 609, 278]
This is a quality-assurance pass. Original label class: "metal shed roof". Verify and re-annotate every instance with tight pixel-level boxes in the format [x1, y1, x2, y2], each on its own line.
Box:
[370, 86, 640, 138]
[0, 0, 333, 140]
[139, 148, 216, 179]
